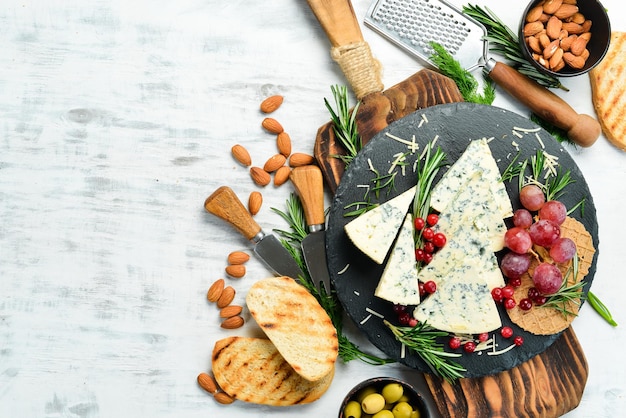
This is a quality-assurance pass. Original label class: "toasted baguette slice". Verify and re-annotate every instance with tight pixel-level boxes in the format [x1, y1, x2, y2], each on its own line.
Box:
[246, 276, 338, 382]
[212, 336, 334, 406]
[590, 31, 626, 150]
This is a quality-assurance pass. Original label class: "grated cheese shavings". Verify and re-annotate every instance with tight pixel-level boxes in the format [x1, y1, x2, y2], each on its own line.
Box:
[359, 314, 372, 325]
[365, 307, 384, 318]
[535, 133, 545, 149]
[337, 264, 350, 275]
[512, 130, 524, 138]
[487, 343, 517, 356]
[386, 132, 420, 153]
[513, 126, 541, 133]
[388, 152, 407, 174]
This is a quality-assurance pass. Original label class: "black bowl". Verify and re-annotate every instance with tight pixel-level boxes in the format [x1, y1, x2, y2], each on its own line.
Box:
[519, 0, 611, 77]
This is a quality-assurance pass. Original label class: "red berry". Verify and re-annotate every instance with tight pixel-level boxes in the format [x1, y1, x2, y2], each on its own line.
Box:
[422, 228, 434, 241]
[501, 326, 513, 339]
[423, 280, 437, 294]
[415, 248, 425, 261]
[426, 214, 439, 226]
[432, 232, 447, 248]
[464, 341, 477, 353]
[393, 304, 407, 314]
[423, 242, 435, 254]
[508, 277, 522, 288]
[408, 318, 418, 327]
[501, 285, 515, 299]
[448, 336, 461, 350]
[491, 287, 503, 302]
[418, 282, 426, 297]
[414, 217, 425, 230]
[533, 295, 547, 306]
[423, 253, 433, 264]
[504, 298, 516, 310]
[478, 332, 489, 342]
[527, 287, 540, 300]
[398, 312, 411, 325]
[513, 335, 524, 346]
[519, 298, 533, 311]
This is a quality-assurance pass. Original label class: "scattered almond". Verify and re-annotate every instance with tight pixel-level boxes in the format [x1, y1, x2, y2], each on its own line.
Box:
[289, 152, 315, 167]
[554, 4, 578, 20]
[197, 372, 218, 394]
[214, 391, 235, 405]
[273, 166, 291, 186]
[207, 279, 225, 303]
[276, 131, 292, 157]
[227, 251, 250, 265]
[250, 166, 271, 186]
[263, 154, 287, 173]
[231, 144, 251, 167]
[261, 117, 284, 134]
[225, 264, 246, 278]
[248, 191, 263, 215]
[260, 95, 283, 114]
[217, 286, 235, 309]
[220, 305, 243, 318]
[221, 315, 244, 329]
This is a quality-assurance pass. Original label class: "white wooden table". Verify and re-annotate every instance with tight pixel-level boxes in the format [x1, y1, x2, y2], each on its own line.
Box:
[1, 0, 624, 416]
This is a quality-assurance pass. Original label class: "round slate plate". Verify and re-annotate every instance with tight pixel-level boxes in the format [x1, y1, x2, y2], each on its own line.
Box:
[326, 102, 599, 378]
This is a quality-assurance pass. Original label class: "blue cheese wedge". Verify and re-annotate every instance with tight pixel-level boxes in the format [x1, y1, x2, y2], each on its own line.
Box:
[430, 138, 513, 219]
[344, 186, 416, 264]
[374, 214, 420, 305]
[413, 259, 502, 334]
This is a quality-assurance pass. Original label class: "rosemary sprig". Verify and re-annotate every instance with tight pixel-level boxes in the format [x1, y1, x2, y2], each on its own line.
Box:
[413, 142, 447, 220]
[587, 291, 618, 327]
[385, 320, 465, 383]
[324, 85, 362, 166]
[272, 194, 394, 366]
[462, 4, 565, 90]
[429, 42, 495, 105]
[542, 255, 586, 317]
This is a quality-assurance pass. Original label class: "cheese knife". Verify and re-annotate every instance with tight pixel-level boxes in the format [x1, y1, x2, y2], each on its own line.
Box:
[204, 186, 305, 280]
[289, 165, 331, 293]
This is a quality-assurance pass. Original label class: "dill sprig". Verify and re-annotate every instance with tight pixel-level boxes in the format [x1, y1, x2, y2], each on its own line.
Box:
[324, 85, 362, 166]
[384, 320, 465, 383]
[429, 42, 495, 105]
[272, 194, 394, 366]
[462, 4, 565, 90]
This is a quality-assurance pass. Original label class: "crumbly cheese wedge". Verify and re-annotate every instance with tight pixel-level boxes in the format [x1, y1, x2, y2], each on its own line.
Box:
[434, 170, 506, 252]
[413, 260, 502, 334]
[374, 213, 420, 305]
[344, 186, 416, 264]
[430, 138, 513, 219]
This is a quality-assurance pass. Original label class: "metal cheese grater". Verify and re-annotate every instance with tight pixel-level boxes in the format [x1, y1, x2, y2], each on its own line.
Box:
[364, 0, 488, 71]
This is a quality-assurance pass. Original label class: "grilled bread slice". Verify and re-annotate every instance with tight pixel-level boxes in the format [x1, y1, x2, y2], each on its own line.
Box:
[590, 31, 626, 150]
[246, 276, 338, 382]
[211, 336, 334, 406]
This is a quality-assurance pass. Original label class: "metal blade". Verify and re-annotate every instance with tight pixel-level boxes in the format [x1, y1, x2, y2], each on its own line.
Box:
[301, 230, 331, 293]
[254, 233, 305, 280]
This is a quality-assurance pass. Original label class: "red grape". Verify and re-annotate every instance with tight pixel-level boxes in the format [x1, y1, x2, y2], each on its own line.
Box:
[504, 227, 533, 254]
[539, 200, 567, 225]
[519, 184, 545, 211]
[549, 237, 577, 263]
[532, 263, 563, 295]
[500, 252, 531, 279]
[529, 219, 560, 247]
[513, 208, 533, 228]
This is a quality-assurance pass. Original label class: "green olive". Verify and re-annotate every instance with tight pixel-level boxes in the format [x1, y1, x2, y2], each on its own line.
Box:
[410, 410, 421, 418]
[361, 393, 386, 414]
[397, 394, 410, 403]
[344, 400, 362, 418]
[356, 386, 377, 403]
[372, 410, 395, 418]
[391, 401, 413, 418]
[381, 383, 404, 404]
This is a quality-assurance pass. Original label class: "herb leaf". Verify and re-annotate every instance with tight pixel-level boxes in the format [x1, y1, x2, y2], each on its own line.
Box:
[324, 85, 362, 166]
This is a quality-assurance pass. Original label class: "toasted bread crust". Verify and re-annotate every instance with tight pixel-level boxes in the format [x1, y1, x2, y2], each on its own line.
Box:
[211, 336, 334, 406]
[246, 276, 338, 382]
[590, 32, 626, 150]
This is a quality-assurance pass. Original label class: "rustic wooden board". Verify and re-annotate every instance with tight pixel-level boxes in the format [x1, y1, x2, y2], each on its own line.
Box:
[315, 69, 588, 418]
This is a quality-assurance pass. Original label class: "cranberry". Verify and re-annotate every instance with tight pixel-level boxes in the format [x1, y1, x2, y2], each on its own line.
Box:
[423, 280, 437, 294]
[423, 253, 433, 264]
[423, 242, 435, 254]
[478, 332, 489, 342]
[504, 298, 516, 310]
[414, 217, 425, 230]
[422, 228, 435, 241]
[519, 298, 533, 311]
[501, 285, 515, 299]
[533, 295, 547, 306]
[408, 318, 418, 327]
[501, 326, 513, 339]
[432, 232, 447, 248]
[426, 214, 439, 226]
[393, 304, 407, 314]
[415, 248, 425, 261]
[418, 282, 426, 297]
[491, 287, 503, 302]
[448, 336, 461, 350]
[464, 341, 477, 353]
[508, 277, 522, 288]
[513, 335, 524, 346]
[398, 312, 411, 325]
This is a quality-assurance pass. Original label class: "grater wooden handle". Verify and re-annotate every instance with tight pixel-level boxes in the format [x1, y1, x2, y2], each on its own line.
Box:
[488, 61, 601, 147]
[305, 0, 364, 47]
[204, 186, 262, 241]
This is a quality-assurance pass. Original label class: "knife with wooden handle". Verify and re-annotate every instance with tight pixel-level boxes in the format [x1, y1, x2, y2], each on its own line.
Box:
[204, 186, 305, 280]
[289, 165, 331, 293]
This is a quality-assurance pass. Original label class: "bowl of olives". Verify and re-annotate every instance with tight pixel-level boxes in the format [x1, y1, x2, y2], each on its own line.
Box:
[338, 377, 432, 418]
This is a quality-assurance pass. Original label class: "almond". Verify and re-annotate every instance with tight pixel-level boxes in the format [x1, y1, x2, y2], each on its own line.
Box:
[263, 153, 287, 173]
[570, 12, 586, 25]
[542, 0, 563, 15]
[523, 21, 544, 37]
[248, 191, 262, 215]
[273, 166, 291, 186]
[289, 153, 315, 167]
[560, 34, 576, 51]
[543, 39, 560, 59]
[563, 52, 585, 69]
[227, 251, 250, 265]
[261, 117, 284, 134]
[225, 264, 246, 278]
[276, 132, 292, 157]
[220, 305, 243, 318]
[562, 21, 583, 35]
[221, 315, 244, 329]
[250, 166, 271, 186]
[197, 373, 218, 394]
[207, 279, 225, 303]
[539, 32, 551, 49]
[581, 19, 592, 33]
[570, 35, 589, 56]
[528, 35, 542, 53]
[231, 144, 251, 167]
[546, 16, 562, 40]
[217, 286, 235, 308]
[260, 95, 283, 114]
[554, 4, 578, 20]
[525, 5, 544, 23]
[549, 47, 564, 69]
[214, 391, 235, 405]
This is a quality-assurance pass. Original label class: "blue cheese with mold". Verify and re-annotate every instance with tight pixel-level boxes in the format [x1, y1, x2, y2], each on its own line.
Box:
[344, 186, 416, 264]
[374, 213, 421, 305]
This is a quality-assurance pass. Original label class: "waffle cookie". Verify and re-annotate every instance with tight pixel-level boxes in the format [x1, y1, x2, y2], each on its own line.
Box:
[507, 216, 596, 335]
